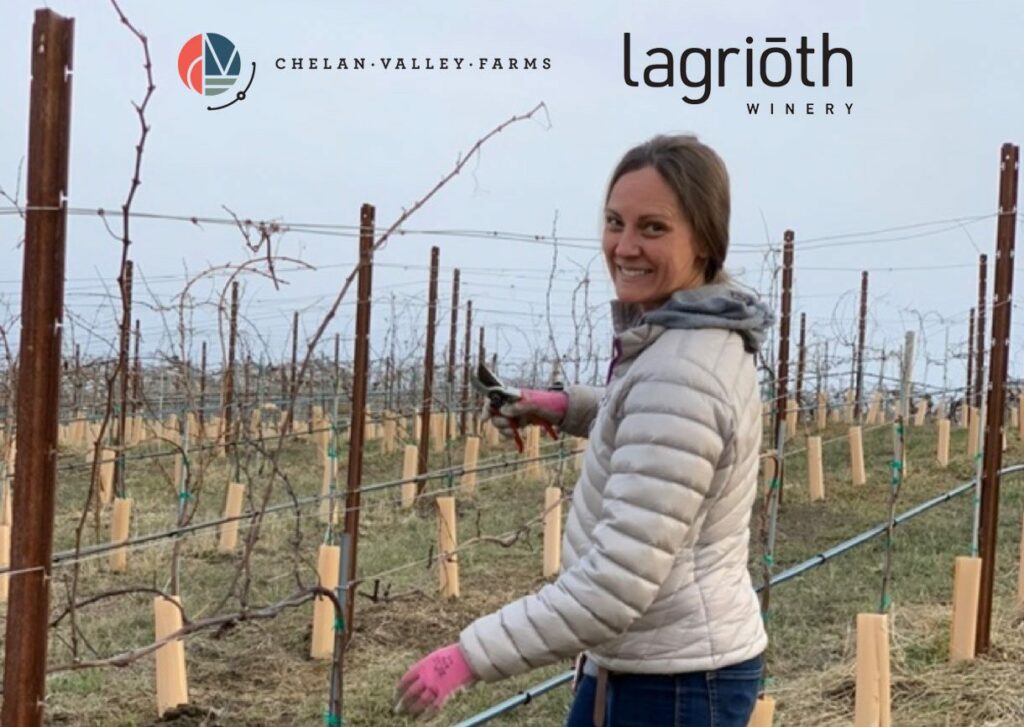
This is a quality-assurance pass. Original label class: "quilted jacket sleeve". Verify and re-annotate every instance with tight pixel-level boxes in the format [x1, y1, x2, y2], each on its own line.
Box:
[558, 384, 604, 437]
[459, 364, 731, 682]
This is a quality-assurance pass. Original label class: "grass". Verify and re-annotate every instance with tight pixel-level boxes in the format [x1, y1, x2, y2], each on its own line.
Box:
[2, 413, 1022, 725]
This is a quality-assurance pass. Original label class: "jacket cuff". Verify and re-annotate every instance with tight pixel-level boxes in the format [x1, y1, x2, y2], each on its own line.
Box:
[459, 619, 513, 683]
[559, 384, 603, 438]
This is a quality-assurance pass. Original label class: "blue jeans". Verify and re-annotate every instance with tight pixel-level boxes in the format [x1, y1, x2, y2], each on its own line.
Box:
[565, 653, 763, 727]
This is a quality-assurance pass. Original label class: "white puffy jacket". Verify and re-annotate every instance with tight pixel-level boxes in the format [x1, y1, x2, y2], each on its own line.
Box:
[459, 300, 768, 681]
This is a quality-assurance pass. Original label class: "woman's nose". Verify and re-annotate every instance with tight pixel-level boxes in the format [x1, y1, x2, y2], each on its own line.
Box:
[613, 229, 642, 257]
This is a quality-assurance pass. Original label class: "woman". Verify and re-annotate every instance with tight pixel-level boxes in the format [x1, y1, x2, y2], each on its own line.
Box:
[395, 134, 773, 726]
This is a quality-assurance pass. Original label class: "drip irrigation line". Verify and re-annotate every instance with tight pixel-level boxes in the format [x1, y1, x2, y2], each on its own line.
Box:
[0, 443, 584, 575]
[453, 462, 1024, 727]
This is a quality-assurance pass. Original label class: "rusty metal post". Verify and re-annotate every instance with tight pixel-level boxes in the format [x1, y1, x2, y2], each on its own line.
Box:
[114, 260, 133, 498]
[417, 247, 440, 494]
[340, 203, 375, 644]
[71, 343, 80, 409]
[975, 255, 988, 411]
[967, 307, 975, 424]
[223, 280, 238, 455]
[242, 354, 251, 449]
[761, 230, 794, 614]
[814, 341, 823, 407]
[773, 232, 795, 489]
[476, 325, 486, 431]
[819, 339, 828, 408]
[461, 300, 473, 436]
[199, 340, 207, 435]
[854, 271, 868, 421]
[333, 333, 340, 422]
[285, 310, 298, 436]
[446, 269, 460, 441]
[796, 312, 806, 418]
[975, 143, 1019, 654]
[2, 10, 74, 726]
[131, 319, 141, 417]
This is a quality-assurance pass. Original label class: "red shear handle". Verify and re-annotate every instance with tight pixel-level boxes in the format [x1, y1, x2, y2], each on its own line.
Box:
[526, 414, 559, 442]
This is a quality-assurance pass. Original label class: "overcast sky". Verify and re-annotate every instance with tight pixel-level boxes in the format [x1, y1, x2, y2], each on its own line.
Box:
[2, 0, 1022, 391]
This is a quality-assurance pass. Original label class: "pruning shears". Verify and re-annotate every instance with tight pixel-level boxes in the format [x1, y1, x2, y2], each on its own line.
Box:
[471, 363, 559, 453]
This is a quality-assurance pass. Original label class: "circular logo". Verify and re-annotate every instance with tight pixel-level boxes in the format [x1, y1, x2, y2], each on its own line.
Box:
[178, 33, 241, 96]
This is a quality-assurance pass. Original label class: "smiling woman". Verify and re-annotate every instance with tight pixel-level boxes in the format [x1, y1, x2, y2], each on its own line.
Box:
[395, 133, 773, 727]
[602, 135, 731, 310]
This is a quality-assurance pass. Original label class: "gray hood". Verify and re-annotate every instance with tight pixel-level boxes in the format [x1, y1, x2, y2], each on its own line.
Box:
[619, 282, 775, 354]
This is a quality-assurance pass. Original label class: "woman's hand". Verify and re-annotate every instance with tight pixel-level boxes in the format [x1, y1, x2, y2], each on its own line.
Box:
[483, 388, 569, 441]
[394, 643, 477, 719]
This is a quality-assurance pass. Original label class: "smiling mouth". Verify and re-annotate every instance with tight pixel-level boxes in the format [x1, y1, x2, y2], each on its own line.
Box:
[617, 265, 653, 280]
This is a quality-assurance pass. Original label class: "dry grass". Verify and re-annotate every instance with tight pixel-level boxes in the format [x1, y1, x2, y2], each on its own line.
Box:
[0, 416, 1021, 726]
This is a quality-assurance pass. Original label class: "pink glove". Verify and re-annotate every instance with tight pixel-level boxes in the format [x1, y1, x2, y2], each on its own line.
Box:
[484, 388, 569, 442]
[394, 643, 477, 718]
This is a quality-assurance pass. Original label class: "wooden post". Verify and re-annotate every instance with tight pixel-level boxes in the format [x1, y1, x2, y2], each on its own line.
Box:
[153, 596, 189, 715]
[914, 399, 927, 427]
[99, 447, 115, 506]
[967, 407, 980, 458]
[217, 483, 246, 553]
[526, 426, 541, 479]
[401, 445, 417, 508]
[747, 696, 776, 727]
[436, 496, 459, 598]
[866, 393, 880, 425]
[314, 418, 328, 460]
[762, 455, 777, 494]
[950, 556, 982, 662]
[431, 412, 445, 453]
[461, 436, 480, 495]
[807, 436, 825, 502]
[383, 412, 396, 454]
[816, 392, 827, 430]
[854, 613, 891, 727]
[785, 398, 797, 438]
[319, 449, 337, 524]
[574, 437, 586, 469]
[109, 497, 132, 572]
[310, 544, 341, 659]
[543, 487, 562, 578]
[849, 426, 866, 485]
[485, 419, 498, 447]
[937, 419, 950, 468]
[0, 478, 10, 527]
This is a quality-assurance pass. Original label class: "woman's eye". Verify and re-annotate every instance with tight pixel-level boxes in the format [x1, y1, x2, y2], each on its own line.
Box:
[644, 222, 665, 233]
[605, 216, 622, 227]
